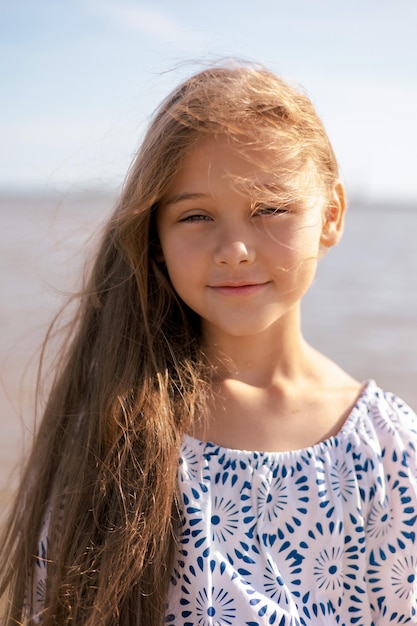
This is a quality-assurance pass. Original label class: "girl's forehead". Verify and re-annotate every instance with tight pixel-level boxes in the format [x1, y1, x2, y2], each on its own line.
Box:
[166, 134, 323, 201]
[171, 136, 287, 186]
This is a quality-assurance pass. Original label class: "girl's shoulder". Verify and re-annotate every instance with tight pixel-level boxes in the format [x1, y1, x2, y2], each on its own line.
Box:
[354, 379, 417, 441]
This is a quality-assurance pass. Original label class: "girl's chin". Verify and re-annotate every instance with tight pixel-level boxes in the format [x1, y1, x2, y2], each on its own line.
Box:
[201, 318, 286, 342]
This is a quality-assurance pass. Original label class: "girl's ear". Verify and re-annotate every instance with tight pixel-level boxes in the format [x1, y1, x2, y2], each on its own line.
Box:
[320, 181, 346, 252]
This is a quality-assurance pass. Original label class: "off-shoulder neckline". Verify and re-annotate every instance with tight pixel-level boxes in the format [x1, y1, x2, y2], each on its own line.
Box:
[182, 379, 378, 459]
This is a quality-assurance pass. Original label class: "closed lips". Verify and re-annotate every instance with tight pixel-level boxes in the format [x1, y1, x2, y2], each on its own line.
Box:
[209, 280, 269, 288]
[208, 282, 270, 294]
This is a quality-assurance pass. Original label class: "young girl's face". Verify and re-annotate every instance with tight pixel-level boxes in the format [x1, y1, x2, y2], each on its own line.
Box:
[157, 135, 341, 344]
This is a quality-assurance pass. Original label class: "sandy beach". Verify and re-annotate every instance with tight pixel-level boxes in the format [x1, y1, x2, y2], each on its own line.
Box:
[0, 190, 115, 512]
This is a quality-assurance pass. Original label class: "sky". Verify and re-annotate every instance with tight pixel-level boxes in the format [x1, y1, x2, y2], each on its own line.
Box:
[1, 0, 417, 201]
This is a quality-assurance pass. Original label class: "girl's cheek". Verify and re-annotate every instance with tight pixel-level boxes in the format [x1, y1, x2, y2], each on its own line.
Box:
[264, 222, 307, 251]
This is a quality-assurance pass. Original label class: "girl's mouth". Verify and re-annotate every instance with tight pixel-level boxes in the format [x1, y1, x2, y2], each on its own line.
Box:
[209, 282, 270, 296]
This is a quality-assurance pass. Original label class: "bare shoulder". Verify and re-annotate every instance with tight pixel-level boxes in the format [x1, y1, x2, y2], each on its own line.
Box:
[306, 347, 363, 429]
[309, 343, 361, 388]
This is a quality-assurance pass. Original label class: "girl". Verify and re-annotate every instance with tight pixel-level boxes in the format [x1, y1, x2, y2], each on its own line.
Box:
[1, 62, 417, 625]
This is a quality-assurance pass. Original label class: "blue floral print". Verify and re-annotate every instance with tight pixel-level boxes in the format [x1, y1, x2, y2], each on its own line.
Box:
[168, 381, 417, 625]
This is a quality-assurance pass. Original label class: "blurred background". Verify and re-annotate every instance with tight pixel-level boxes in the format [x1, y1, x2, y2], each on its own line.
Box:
[1, 0, 416, 499]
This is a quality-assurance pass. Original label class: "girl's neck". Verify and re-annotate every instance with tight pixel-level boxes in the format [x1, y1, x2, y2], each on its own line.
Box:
[195, 308, 362, 452]
[201, 307, 311, 388]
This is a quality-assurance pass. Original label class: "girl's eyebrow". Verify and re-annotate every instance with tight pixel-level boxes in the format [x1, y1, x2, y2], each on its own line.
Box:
[164, 192, 210, 207]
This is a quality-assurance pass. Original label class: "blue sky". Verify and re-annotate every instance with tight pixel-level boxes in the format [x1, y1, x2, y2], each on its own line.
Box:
[1, 0, 417, 200]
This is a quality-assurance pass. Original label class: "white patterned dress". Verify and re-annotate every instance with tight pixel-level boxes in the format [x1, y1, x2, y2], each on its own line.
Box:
[31, 381, 417, 625]
[166, 381, 417, 625]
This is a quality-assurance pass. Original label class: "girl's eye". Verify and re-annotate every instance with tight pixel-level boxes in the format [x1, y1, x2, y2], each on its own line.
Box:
[254, 206, 288, 217]
[179, 214, 212, 222]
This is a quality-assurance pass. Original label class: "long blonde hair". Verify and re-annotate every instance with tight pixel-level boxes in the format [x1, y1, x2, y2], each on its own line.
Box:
[0, 62, 340, 625]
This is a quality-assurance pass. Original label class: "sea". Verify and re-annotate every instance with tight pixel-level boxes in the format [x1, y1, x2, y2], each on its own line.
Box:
[1, 190, 416, 500]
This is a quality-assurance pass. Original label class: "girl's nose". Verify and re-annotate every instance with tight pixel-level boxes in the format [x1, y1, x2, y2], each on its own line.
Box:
[213, 239, 256, 267]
